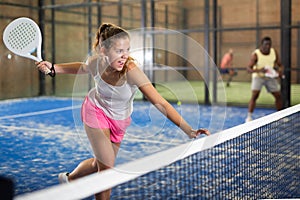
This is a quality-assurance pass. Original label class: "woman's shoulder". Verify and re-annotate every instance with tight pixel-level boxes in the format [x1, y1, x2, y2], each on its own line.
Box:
[86, 55, 101, 65]
[126, 56, 140, 71]
[87, 55, 107, 75]
[126, 57, 151, 87]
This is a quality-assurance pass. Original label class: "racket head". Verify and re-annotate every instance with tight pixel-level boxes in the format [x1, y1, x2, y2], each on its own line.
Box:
[264, 66, 279, 78]
[3, 17, 42, 62]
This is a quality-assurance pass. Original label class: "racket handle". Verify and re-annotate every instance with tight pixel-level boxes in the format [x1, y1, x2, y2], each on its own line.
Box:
[47, 64, 56, 77]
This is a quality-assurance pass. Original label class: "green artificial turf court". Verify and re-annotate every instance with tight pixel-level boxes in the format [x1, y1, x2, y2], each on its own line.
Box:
[60, 80, 299, 107]
[151, 81, 300, 107]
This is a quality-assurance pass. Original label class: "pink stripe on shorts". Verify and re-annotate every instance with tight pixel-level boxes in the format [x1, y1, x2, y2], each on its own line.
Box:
[81, 97, 131, 143]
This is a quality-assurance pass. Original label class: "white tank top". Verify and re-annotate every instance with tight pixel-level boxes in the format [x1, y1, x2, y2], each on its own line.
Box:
[88, 59, 138, 120]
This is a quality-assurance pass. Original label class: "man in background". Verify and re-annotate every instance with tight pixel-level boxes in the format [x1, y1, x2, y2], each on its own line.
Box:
[245, 36, 283, 122]
[220, 49, 237, 87]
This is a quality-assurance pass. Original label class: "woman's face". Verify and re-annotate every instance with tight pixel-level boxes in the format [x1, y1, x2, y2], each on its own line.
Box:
[104, 37, 130, 71]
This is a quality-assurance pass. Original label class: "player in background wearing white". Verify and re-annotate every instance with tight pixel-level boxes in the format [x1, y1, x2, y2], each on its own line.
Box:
[245, 36, 284, 122]
[37, 23, 210, 200]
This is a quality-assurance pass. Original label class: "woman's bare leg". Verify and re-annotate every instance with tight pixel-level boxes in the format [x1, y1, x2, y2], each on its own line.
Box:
[68, 158, 97, 181]
[84, 124, 120, 200]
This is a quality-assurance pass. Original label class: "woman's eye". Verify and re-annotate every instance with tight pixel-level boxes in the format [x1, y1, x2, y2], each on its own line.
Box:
[115, 49, 130, 54]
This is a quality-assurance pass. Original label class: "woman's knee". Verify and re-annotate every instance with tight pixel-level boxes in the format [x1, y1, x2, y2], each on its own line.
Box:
[96, 159, 113, 171]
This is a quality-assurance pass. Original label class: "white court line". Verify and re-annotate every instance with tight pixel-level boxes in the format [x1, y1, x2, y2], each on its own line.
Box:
[124, 137, 183, 145]
[0, 103, 181, 146]
[0, 122, 177, 146]
[0, 101, 183, 145]
[0, 105, 81, 120]
[0, 124, 76, 135]
[0, 124, 178, 146]
[0, 124, 54, 132]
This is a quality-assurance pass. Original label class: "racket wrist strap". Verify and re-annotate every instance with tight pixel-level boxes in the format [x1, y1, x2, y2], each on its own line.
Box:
[48, 63, 56, 77]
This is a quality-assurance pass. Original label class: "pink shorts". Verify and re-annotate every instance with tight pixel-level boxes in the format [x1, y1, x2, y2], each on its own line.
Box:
[81, 97, 131, 143]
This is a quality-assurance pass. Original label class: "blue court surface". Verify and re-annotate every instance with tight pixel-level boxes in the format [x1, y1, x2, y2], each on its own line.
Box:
[0, 97, 276, 196]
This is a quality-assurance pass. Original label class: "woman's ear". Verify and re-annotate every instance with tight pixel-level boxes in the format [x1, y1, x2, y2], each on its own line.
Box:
[100, 46, 106, 56]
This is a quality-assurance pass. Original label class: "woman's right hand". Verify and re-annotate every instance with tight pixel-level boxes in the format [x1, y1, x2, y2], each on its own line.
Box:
[36, 61, 52, 74]
[187, 128, 210, 139]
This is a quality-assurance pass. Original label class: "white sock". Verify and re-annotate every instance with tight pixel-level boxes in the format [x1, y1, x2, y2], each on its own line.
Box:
[247, 112, 252, 118]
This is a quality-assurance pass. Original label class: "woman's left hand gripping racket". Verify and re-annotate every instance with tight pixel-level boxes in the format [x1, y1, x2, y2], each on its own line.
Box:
[3, 17, 55, 77]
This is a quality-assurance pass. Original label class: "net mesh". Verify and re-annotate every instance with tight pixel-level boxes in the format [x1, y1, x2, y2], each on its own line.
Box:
[16, 105, 300, 200]
[111, 113, 299, 199]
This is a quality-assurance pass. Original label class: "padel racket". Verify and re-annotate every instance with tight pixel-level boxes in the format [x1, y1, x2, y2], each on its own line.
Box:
[264, 65, 278, 78]
[3, 17, 55, 77]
